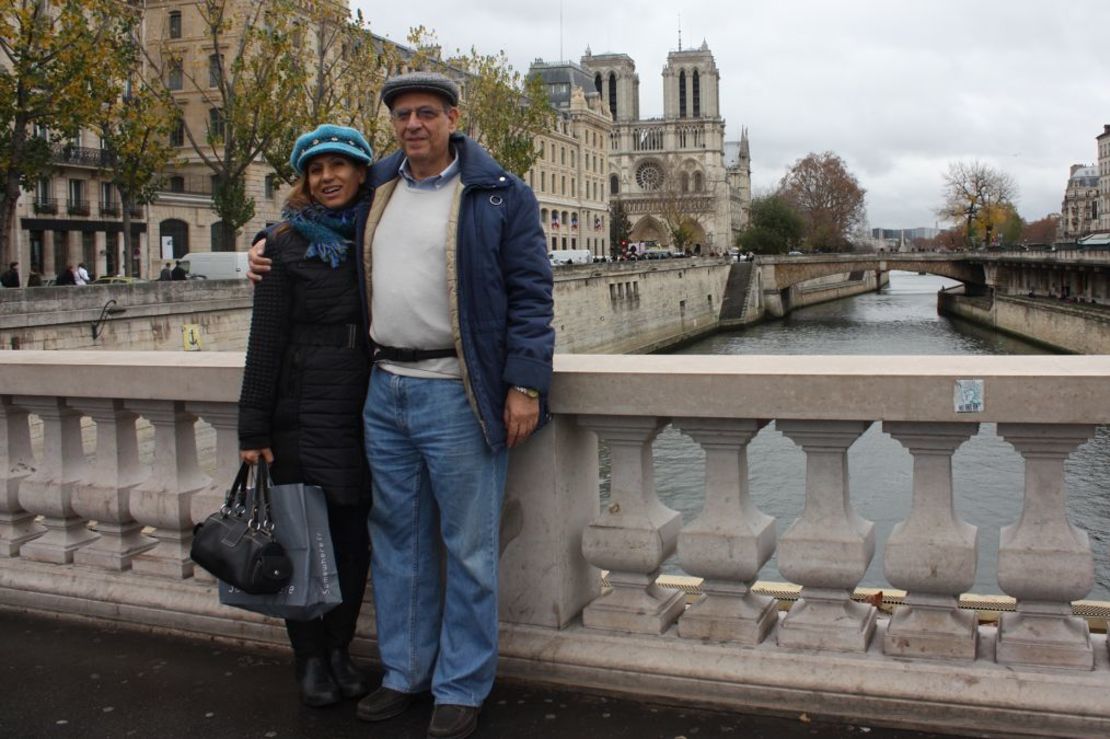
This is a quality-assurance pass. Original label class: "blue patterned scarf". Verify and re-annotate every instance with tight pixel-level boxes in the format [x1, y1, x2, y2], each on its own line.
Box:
[283, 201, 362, 268]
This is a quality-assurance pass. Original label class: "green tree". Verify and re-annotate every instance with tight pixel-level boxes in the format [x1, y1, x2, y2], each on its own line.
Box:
[449, 48, 554, 177]
[160, 0, 307, 249]
[263, 13, 429, 185]
[777, 152, 866, 251]
[0, 0, 135, 269]
[97, 31, 179, 275]
[738, 195, 804, 254]
[609, 198, 631, 258]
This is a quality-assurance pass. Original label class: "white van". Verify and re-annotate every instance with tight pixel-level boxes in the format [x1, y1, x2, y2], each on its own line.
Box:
[548, 249, 593, 266]
[178, 252, 250, 280]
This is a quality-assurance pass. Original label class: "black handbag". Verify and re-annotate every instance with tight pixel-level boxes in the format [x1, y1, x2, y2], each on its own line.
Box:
[191, 460, 293, 594]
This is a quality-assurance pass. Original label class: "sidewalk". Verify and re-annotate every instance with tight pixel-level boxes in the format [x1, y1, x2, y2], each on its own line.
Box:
[0, 609, 967, 739]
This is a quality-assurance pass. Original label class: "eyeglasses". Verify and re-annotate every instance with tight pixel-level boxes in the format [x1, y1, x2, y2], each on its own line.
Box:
[390, 106, 445, 123]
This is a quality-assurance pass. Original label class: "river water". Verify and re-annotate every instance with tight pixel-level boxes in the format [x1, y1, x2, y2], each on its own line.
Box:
[604, 271, 1110, 599]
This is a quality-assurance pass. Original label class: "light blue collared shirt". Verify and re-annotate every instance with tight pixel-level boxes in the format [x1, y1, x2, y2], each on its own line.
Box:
[398, 149, 460, 191]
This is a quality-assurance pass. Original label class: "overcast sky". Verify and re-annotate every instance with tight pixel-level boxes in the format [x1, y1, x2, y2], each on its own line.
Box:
[354, 0, 1110, 230]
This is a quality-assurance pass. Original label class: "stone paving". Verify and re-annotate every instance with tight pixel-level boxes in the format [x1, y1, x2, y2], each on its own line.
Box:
[0, 610, 976, 739]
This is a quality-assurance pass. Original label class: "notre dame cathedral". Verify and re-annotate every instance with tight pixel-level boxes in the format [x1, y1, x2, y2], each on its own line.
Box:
[581, 41, 751, 252]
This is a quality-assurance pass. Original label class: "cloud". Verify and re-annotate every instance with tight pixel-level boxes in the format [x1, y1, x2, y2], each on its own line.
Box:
[355, 0, 1110, 226]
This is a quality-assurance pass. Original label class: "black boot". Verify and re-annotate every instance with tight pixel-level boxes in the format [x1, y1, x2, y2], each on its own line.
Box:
[328, 647, 370, 699]
[295, 655, 342, 708]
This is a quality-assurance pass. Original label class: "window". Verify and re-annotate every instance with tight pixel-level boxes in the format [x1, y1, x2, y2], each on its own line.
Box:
[169, 11, 182, 39]
[208, 107, 225, 140]
[100, 182, 114, 206]
[694, 172, 703, 192]
[68, 179, 84, 204]
[679, 70, 687, 118]
[167, 60, 183, 91]
[168, 176, 185, 193]
[561, 147, 565, 165]
[610, 174, 619, 195]
[607, 72, 617, 118]
[540, 172, 545, 192]
[36, 178, 51, 205]
[692, 70, 701, 117]
[264, 174, 277, 199]
[681, 172, 689, 193]
[170, 118, 184, 147]
[208, 54, 223, 88]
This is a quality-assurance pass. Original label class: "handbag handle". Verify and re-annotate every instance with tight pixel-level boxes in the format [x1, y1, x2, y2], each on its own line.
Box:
[248, 458, 277, 535]
[223, 461, 253, 513]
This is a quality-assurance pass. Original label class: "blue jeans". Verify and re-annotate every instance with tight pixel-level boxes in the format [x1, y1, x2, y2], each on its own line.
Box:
[364, 369, 507, 706]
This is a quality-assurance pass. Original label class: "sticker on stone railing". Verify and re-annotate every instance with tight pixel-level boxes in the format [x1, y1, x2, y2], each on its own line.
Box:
[954, 379, 984, 413]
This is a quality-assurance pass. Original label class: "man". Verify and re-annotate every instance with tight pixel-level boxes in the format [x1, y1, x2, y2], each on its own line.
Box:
[250, 72, 554, 739]
[0, 262, 18, 288]
[75, 262, 90, 285]
[170, 260, 187, 281]
[158, 262, 173, 281]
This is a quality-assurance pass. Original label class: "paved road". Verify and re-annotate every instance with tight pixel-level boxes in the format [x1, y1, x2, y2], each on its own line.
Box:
[0, 609, 971, 739]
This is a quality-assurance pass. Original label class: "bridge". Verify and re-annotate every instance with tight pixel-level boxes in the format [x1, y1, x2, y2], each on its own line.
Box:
[1, 350, 1109, 737]
[754, 250, 1110, 318]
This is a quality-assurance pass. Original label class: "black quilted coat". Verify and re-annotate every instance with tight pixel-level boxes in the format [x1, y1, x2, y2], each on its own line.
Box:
[238, 227, 371, 506]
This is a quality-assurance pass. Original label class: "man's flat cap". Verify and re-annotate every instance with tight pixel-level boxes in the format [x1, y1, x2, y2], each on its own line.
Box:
[381, 72, 460, 108]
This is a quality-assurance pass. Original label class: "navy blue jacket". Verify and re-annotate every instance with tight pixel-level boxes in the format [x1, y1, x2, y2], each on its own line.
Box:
[355, 133, 554, 451]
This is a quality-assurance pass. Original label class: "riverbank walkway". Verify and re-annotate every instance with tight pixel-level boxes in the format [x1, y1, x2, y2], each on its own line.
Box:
[0, 609, 960, 739]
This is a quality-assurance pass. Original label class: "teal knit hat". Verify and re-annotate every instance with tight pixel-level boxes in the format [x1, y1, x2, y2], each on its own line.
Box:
[290, 124, 373, 176]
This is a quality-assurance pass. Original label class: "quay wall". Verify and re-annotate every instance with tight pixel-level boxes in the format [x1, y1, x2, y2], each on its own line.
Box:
[551, 259, 731, 354]
[1, 262, 947, 355]
[0, 281, 251, 352]
[938, 291, 1110, 354]
[788, 269, 887, 311]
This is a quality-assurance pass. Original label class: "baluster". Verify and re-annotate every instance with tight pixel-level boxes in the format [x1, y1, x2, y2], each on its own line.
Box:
[126, 401, 211, 578]
[186, 402, 241, 583]
[882, 422, 979, 660]
[675, 418, 776, 645]
[775, 420, 876, 652]
[995, 423, 1096, 669]
[0, 396, 44, 556]
[12, 396, 99, 563]
[69, 399, 155, 570]
[578, 415, 684, 634]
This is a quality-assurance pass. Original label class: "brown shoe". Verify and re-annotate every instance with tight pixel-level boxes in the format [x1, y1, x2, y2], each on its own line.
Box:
[427, 704, 479, 739]
[356, 686, 417, 722]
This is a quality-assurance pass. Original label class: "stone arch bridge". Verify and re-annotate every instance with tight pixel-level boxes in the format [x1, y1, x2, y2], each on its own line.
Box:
[756, 253, 989, 317]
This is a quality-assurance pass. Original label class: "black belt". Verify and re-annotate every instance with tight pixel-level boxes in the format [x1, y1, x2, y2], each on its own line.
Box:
[290, 323, 361, 349]
[372, 344, 457, 363]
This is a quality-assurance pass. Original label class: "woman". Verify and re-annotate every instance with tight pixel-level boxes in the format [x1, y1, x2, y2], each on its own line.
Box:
[238, 124, 373, 708]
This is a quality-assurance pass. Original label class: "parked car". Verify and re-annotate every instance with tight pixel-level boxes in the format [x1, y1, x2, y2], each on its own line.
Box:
[787, 251, 804, 256]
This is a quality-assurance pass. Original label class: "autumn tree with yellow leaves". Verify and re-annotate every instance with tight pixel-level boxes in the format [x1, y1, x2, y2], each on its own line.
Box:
[0, 0, 136, 269]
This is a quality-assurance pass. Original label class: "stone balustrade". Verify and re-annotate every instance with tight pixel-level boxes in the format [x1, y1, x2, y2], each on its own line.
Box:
[1, 351, 1109, 737]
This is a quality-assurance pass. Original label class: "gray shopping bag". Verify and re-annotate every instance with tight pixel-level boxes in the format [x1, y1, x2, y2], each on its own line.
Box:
[218, 478, 342, 620]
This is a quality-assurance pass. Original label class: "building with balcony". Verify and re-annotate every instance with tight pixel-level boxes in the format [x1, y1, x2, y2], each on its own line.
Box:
[527, 60, 613, 259]
[1059, 164, 1100, 242]
[580, 42, 751, 253]
[14, 130, 147, 283]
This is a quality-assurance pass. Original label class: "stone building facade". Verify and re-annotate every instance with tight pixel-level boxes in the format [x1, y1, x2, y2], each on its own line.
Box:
[1058, 164, 1100, 242]
[1099, 125, 1110, 232]
[526, 61, 613, 259]
[12, 130, 149, 283]
[578, 42, 751, 253]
